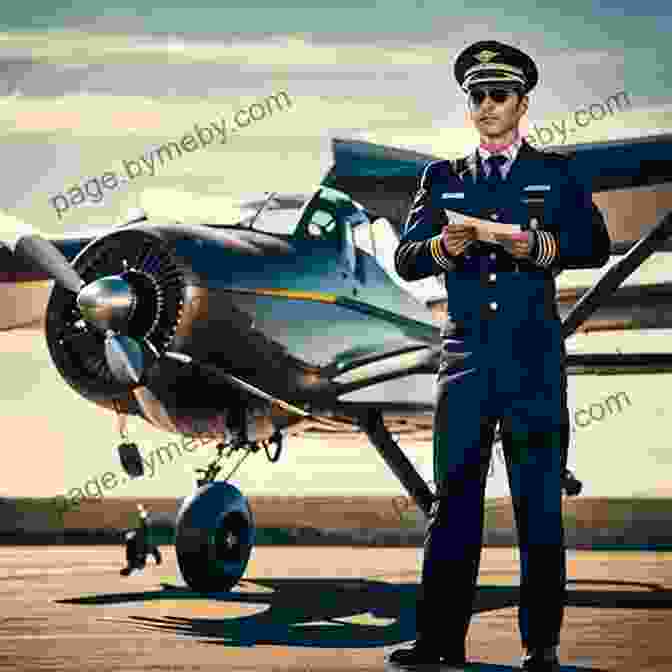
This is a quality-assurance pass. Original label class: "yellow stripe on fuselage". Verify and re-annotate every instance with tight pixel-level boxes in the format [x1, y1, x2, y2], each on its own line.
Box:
[8, 280, 52, 287]
[230, 288, 338, 303]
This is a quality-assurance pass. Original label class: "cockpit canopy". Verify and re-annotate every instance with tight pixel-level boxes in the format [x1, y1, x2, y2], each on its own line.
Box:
[229, 186, 368, 241]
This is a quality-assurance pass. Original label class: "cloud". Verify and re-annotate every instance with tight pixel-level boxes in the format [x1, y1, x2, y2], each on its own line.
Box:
[0, 30, 449, 66]
[0, 27, 667, 237]
[0, 90, 433, 142]
[139, 188, 245, 224]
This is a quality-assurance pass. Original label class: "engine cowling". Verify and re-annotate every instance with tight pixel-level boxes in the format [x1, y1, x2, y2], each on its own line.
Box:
[44, 225, 310, 443]
[45, 228, 188, 404]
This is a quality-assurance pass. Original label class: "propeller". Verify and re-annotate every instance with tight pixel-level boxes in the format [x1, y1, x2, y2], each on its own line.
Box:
[104, 333, 144, 385]
[561, 211, 672, 339]
[13, 233, 145, 386]
[14, 234, 84, 294]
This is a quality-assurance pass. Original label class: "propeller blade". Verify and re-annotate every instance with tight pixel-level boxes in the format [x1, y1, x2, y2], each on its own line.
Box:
[132, 385, 178, 432]
[104, 333, 144, 385]
[14, 234, 84, 294]
[561, 212, 672, 339]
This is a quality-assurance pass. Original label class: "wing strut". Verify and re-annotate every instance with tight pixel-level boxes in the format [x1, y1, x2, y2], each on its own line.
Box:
[360, 409, 435, 517]
[562, 211, 672, 338]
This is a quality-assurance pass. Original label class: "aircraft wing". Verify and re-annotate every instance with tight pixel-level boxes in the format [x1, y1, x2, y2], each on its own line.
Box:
[295, 329, 672, 442]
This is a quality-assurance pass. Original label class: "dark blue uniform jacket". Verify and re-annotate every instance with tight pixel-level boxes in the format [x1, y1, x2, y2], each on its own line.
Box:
[395, 140, 610, 393]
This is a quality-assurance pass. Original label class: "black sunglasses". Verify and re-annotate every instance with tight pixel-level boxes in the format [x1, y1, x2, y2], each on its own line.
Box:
[468, 87, 519, 106]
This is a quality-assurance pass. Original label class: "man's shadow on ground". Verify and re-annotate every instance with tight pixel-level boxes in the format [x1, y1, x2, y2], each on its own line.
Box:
[57, 576, 671, 670]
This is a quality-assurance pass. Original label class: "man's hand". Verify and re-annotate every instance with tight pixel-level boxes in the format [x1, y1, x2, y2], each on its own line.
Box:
[441, 223, 476, 256]
[510, 231, 533, 258]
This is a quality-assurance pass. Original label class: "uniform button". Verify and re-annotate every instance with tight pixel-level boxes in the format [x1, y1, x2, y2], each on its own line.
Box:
[489, 273, 496, 282]
[464, 254, 471, 260]
[490, 213, 499, 220]
[489, 301, 498, 311]
[489, 252, 497, 261]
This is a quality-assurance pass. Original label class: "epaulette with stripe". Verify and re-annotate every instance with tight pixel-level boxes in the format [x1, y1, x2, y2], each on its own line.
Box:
[422, 159, 457, 182]
[450, 156, 469, 177]
[540, 149, 574, 161]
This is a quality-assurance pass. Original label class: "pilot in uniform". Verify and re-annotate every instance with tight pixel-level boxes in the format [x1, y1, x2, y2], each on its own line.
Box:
[389, 41, 610, 670]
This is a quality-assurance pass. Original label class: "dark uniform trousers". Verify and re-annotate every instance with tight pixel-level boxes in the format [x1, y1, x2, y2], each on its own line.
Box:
[394, 140, 610, 653]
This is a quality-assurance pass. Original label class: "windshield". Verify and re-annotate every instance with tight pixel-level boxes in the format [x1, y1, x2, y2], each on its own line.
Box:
[237, 207, 303, 235]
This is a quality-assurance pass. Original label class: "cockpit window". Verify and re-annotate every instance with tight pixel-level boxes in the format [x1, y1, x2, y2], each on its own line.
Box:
[305, 209, 338, 239]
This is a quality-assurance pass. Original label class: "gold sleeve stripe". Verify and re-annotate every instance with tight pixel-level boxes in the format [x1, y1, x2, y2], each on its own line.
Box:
[430, 235, 454, 270]
[549, 233, 558, 265]
[538, 231, 547, 266]
[539, 232, 550, 266]
[534, 231, 558, 267]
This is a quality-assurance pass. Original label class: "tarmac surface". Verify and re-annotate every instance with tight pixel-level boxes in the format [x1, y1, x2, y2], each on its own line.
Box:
[0, 545, 670, 671]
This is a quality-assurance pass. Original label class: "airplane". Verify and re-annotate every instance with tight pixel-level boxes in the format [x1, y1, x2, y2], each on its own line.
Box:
[1, 131, 671, 594]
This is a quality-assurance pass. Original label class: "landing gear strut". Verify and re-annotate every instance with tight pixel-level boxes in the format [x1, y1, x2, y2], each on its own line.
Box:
[360, 409, 435, 518]
[194, 430, 284, 487]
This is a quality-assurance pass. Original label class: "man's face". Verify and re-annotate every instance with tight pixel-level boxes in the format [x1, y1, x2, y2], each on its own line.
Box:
[468, 86, 529, 138]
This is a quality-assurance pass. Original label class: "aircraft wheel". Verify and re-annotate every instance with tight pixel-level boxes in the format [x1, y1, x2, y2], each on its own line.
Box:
[175, 482, 255, 593]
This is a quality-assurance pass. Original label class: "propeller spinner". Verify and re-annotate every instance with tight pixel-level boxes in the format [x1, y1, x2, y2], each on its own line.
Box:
[76, 275, 137, 331]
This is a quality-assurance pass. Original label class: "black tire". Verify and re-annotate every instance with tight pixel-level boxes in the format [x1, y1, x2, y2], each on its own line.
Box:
[175, 482, 255, 593]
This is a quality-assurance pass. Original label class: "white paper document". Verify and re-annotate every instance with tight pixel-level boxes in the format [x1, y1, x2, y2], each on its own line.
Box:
[443, 209, 526, 253]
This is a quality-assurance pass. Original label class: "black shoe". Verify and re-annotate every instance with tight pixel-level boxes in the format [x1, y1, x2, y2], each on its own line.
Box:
[521, 646, 560, 671]
[387, 640, 467, 669]
[561, 469, 582, 496]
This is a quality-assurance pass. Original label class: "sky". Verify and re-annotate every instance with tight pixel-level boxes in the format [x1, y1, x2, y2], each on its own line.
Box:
[1, 0, 670, 232]
[1, 1, 671, 499]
